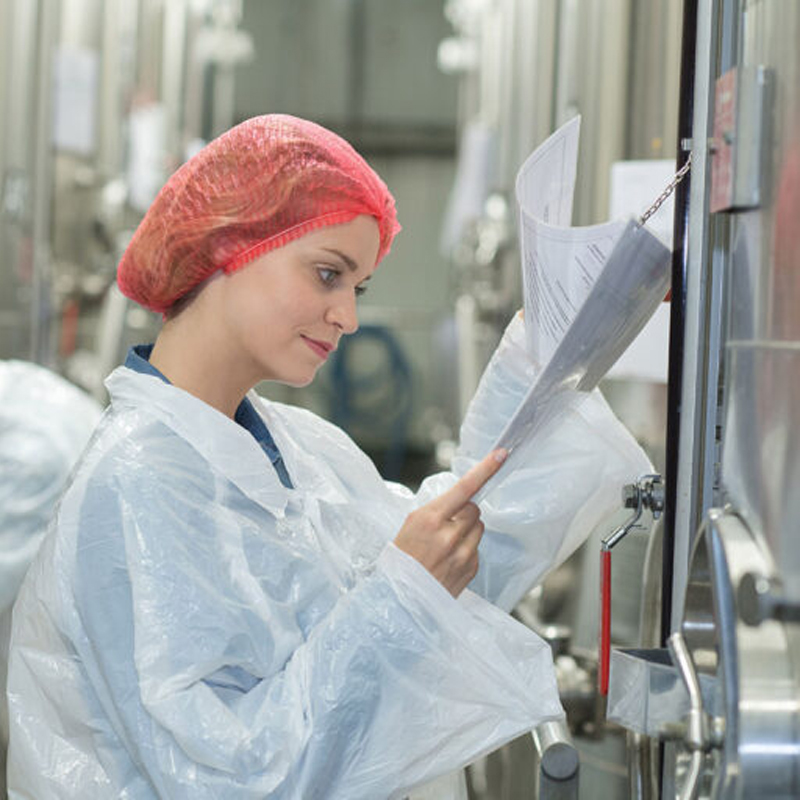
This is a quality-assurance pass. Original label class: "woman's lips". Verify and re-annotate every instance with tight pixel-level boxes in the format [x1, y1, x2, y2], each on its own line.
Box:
[302, 336, 334, 360]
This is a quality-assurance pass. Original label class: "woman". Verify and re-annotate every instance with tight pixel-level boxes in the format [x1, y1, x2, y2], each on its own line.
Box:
[6, 115, 649, 799]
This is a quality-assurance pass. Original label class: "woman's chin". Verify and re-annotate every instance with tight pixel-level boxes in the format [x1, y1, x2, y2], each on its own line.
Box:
[280, 371, 317, 389]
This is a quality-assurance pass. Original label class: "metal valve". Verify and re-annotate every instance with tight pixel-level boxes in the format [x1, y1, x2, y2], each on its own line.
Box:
[612, 474, 665, 542]
[599, 474, 664, 695]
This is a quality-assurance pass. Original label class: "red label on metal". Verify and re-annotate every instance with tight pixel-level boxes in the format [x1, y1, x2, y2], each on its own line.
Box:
[710, 68, 737, 213]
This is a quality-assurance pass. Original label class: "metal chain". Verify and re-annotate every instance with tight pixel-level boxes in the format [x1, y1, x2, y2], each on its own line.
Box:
[638, 153, 693, 226]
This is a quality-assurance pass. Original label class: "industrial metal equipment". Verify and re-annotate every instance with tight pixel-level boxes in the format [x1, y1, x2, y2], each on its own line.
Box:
[532, 719, 580, 800]
[5, 0, 800, 795]
[446, 0, 800, 797]
[0, 0, 253, 392]
[606, 1, 800, 798]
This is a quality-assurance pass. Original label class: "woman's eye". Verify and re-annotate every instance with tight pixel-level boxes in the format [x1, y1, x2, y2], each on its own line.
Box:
[317, 267, 339, 286]
[316, 265, 367, 297]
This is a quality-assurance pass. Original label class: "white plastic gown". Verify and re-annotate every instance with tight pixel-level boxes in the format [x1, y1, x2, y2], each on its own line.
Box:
[0, 361, 102, 795]
[6, 316, 650, 799]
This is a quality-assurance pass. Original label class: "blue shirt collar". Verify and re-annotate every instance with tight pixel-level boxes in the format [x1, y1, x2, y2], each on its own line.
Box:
[124, 345, 293, 489]
[126, 344, 166, 383]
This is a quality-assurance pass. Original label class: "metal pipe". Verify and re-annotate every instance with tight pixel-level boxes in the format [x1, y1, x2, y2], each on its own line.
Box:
[531, 719, 579, 799]
[667, 632, 707, 800]
[670, 0, 720, 630]
[162, 0, 188, 157]
[627, 730, 660, 800]
[345, 0, 366, 129]
[98, 0, 124, 179]
[29, 0, 60, 366]
[455, 293, 479, 417]
[660, 3, 701, 793]
[661, 0, 698, 648]
[626, 518, 664, 799]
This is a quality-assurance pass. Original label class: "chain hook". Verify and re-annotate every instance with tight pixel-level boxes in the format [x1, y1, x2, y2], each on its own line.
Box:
[639, 153, 693, 226]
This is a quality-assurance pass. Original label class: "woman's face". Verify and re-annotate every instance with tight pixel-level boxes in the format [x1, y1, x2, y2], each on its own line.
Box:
[219, 215, 381, 388]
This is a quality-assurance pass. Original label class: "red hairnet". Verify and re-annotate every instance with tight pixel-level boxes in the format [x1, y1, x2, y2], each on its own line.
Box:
[117, 114, 400, 313]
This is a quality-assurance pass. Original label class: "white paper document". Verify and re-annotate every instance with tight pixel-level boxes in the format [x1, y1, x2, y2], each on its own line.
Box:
[521, 215, 626, 363]
[517, 117, 632, 366]
[477, 118, 672, 500]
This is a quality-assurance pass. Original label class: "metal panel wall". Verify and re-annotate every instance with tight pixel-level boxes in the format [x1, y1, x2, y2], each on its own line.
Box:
[234, 0, 457, 132]
[721, 0, 800, 597]
[658, 2, 800, 795]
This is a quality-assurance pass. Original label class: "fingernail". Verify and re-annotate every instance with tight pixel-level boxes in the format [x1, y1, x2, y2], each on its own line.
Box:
[493, 448, 508, 464]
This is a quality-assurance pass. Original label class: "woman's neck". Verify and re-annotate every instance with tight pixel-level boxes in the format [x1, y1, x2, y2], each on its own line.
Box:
[149, 294, 256, 419]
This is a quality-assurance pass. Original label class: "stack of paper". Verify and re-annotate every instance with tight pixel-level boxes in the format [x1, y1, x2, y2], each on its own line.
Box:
[477, 117, 672, 499]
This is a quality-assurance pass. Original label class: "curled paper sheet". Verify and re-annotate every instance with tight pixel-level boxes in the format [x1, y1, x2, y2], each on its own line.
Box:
[476, 120, 671, 501]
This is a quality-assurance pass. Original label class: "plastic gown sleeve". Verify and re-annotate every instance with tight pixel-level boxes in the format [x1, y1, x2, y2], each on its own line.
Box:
[413, 315, 652, 612]
[64, 434, 563, 800]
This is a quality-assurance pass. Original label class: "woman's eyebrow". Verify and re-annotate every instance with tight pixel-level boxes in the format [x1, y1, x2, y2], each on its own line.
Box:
[320, 248, 358, 272]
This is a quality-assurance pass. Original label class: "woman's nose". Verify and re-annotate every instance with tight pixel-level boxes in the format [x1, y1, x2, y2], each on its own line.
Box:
[327, 292, 359, 334]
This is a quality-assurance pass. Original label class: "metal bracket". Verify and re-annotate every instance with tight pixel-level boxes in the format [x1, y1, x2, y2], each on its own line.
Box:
[709, 65, 774, 213]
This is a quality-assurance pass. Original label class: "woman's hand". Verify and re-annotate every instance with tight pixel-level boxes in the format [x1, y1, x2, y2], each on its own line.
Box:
[393, 449, 507, 597]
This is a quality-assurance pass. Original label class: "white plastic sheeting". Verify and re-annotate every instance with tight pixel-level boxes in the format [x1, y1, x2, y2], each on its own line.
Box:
[0, 360, 102, 796]
[0, 362, 102, 613]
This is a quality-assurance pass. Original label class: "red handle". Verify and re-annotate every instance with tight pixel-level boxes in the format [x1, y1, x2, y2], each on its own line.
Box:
[599, 548, 612, 695]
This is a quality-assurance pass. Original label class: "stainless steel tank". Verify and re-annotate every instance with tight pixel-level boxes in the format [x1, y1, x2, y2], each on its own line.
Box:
[682, 1, 800, 794]
[607, 2, 800, 797]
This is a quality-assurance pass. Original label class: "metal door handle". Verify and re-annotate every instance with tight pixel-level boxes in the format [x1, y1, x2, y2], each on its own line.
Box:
[667, 632, 706, 800]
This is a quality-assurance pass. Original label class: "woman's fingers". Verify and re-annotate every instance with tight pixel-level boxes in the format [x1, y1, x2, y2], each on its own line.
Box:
[450, 501, 480, 525]
[393, 449, 505, 597]
[431, 449, 507, 520]
[455, 514, 484, 556]
[448, 517, 484, 595]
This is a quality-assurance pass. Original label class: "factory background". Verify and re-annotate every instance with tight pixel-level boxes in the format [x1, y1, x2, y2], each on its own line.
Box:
[2, 0, 799, 797]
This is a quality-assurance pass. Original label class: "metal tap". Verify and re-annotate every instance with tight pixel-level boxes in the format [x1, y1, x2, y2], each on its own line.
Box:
[599, 474, 664, 695]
